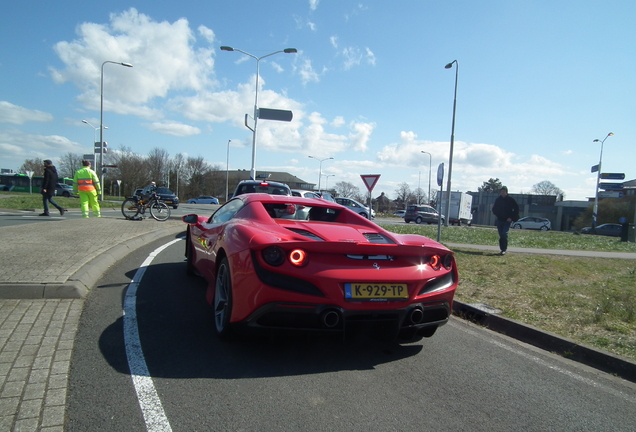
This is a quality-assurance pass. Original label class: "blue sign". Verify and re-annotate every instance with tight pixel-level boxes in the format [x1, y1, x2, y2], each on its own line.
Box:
[600, 173, 625, 180]
[591, 164, 599, 173]
[599, 182, 624, 190]
[436, 163, 444, 187]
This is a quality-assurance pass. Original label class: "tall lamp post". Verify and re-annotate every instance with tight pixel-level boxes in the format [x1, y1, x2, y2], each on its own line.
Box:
[100, 60, 132, 200]
[591, 132, 614, 233]
[226, 139, 231, 203]
[444, 60, 458, 226]
[82, 120, 107, 168]
[220, 46, 297, 181]
[308, 156, 334, 192]
[421, 151, 432, 205]
[323, 174, 335, 191]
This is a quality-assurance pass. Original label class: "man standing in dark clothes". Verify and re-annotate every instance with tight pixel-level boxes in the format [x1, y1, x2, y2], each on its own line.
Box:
[491, 186, 519, 255]
[40, 159, 67, 216]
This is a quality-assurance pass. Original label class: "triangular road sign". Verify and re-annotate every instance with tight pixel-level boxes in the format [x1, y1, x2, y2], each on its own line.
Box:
[360, 174, 381, 192]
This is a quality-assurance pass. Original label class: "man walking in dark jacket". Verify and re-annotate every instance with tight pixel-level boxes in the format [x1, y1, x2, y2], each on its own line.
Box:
[491, 186, 519, 255]
[40, 159, 67, 216]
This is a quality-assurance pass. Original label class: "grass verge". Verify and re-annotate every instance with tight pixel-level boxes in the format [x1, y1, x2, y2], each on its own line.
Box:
[379, 223, 636, 361]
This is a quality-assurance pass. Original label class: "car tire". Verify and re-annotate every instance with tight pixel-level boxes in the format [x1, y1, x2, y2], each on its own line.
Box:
[540, 226, 549, 231]
[214, 257, 235, 340]
[62, 191, 70, 198]
[173, 205, 179, 209]
[185, 232, 197, 276]
[360, 212, 368, 219]
[415, 216, 423, 224]
[512, 224, 521, 229]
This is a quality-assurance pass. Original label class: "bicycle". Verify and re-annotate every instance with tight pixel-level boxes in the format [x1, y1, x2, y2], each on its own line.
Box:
[121, 192, 171, 221]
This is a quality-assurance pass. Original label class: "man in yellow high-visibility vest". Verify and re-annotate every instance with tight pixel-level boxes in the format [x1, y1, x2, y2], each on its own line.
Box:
[73, 160, 101, 218]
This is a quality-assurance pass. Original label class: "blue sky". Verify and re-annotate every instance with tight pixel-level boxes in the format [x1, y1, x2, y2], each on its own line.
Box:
[1, 0, 634, 201]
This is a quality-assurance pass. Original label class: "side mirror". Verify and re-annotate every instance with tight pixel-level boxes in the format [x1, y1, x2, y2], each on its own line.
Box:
[182, 214, 199, 224]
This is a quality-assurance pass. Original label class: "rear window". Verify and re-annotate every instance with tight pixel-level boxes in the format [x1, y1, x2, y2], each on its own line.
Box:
[236, 183, 291, 196]
[262, 203, 340, 222]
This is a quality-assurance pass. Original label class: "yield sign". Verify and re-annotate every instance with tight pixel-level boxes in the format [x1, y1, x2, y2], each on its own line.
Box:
[360, 174, 381, 192]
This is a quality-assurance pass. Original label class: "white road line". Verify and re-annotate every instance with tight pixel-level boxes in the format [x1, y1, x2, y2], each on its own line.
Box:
[123, 238, 182, 432]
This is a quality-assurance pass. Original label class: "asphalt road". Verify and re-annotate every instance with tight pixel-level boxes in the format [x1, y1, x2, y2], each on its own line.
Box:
[66, 234, 636, 432]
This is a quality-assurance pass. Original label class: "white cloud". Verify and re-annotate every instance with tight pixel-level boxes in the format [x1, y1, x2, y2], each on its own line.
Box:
[197, 25, 215, 43]
[50, 8, 217, 119]
[309, 0, 319, 11]
[349, 121, 376, 151]
[330, 36, 338, 48]
[144, 121, 201, 137]
[331, 116, 345, 127]
[298, 59, 321, 84]
[0, 129, 84, 163]
[0, 101, 54, 124]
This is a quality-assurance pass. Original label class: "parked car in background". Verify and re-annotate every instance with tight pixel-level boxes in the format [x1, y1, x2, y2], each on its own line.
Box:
[233, 180, 291, 197]
[580, 223, 622, 237]
[393, 210, 406, 218]
[187, 196, 219, 204]
[54, 183, 74, 198]
[404, 205, 444, 225]
[334, 197, 375, 219]
[317, 191, 336, 202]
[182, 193, 458, 342]
[134, 186, 179, 209]
[291, 189, 321, 199]
[512, 217, 551, 231]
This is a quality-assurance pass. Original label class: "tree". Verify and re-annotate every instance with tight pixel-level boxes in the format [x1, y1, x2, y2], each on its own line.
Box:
[334, 181, 359, 198]
[147, 148, 170, 185]
[531, 180, 564, 198]
[394, 182, 412, 209]
[478, 178, 503, 193]
[57, 153, 84, 179]
[19, 158, 44, 175]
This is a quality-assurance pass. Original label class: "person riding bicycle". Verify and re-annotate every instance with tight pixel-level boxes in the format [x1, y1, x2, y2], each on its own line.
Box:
[139, 181, 157, 202]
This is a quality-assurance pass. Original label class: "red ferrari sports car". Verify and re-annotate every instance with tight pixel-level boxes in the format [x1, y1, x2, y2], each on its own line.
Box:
[183, 193, 458, 342]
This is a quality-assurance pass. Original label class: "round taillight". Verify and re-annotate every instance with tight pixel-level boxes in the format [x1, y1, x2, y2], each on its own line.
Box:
[430, 254, 441, 271]
[443, 254, 454, 270]
[289, 249, 307, 267]
[262, 246, 285, 266]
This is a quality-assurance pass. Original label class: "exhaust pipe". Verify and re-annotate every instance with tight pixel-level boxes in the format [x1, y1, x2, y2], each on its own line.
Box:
[408, 307, 424, 324]
[321, 309, 340, 328]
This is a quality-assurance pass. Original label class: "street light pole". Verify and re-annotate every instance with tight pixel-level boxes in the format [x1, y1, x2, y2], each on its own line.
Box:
[323, 174, 335, 191]
[100, 60, 132, 200]
[82, 120, 107, 168]
[308, 156, 334, 192]
[444, 60, 458, 226]
[421, 151, 432, 205]
[226, 139, 231, 203]
[591, 132, 614, 233]
[220, 46, 297, 181]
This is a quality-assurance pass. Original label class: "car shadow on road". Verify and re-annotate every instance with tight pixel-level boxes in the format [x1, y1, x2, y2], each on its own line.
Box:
[98, 261, 427, 380]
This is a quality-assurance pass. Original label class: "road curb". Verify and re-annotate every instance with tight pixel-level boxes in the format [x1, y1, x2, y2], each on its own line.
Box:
[0, 224, 185, 299]
[453, 300, 636, 383]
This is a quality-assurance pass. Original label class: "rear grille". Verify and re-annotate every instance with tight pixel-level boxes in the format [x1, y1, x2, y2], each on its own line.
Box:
[362, 232, 395, 244]
[285, 228, 324, 241]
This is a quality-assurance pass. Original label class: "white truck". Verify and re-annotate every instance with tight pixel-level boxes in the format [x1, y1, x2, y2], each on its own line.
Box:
[437, 191, 473, 226]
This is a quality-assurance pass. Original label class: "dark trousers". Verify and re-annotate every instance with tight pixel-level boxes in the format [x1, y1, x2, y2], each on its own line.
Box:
[495, 219, 512, 252]
[42, 194, 63, 214]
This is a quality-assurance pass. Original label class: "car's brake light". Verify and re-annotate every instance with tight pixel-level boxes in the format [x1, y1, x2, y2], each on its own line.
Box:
[429, 254, 441, 271]
[289, 249, 307, 267]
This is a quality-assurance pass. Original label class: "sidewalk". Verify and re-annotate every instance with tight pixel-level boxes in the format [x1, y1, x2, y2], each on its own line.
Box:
[0, 212, 635, 430]
[0, 212, 183, 431]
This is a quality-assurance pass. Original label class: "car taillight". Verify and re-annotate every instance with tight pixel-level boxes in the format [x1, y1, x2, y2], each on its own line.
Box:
[262, 246, 285, 266]
[289, 249, 307, 267]
[443, 254, 454, 270]
[429, 255, 441, 271]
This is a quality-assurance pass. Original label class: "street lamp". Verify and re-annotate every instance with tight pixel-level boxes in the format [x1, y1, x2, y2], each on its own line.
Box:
[591, 132, 614, 233]
[100, 60, 132, 200]
[226, 139, 231, 203]
[421, 151, 432, 206]
[444, 60, 458, 226]
[81, 120, 107, 143]
[220, 46, 297, 181]
[308, 156, 334, 192]
[323, 174, 335, 191]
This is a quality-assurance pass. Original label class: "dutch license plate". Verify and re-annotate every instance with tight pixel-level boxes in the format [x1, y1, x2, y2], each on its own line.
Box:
[344, 283, 409, 300]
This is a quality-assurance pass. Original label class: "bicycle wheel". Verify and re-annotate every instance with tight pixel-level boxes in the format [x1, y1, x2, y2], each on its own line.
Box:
[121, 198, 141, 219]
[149, 200, 171, 221]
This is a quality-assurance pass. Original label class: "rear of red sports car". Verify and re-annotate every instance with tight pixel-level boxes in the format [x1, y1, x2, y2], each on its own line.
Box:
[184, 194, 458, 342]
